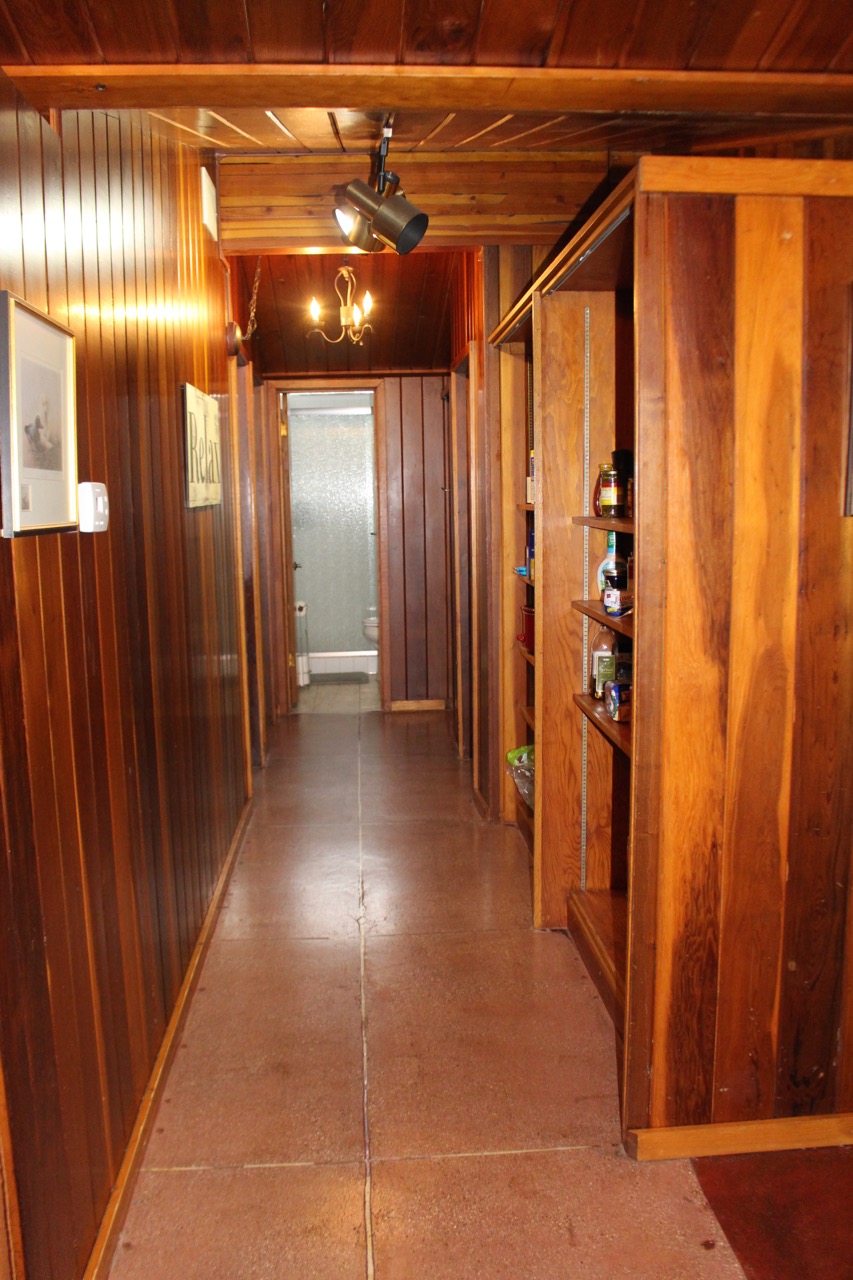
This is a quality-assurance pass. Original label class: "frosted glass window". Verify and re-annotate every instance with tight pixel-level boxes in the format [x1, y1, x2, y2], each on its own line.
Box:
[288, 393, 377, 653]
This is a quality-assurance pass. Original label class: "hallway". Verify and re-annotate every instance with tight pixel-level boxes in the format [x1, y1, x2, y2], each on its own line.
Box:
[107, 707, 745, 1278]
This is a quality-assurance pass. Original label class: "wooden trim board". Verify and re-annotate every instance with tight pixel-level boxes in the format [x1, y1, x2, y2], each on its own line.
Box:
[8, 65, 853, 116]
[390, 699, 446, 711]
[639, 156, 853, 197]
[627, 1113, 853, 1161]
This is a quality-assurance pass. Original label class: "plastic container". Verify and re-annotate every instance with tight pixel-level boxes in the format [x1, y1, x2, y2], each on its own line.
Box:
[506, 744, 535, 807]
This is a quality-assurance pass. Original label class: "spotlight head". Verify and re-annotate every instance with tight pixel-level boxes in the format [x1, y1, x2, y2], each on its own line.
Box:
[335, 190, 386, 252]
[339, 178, 428, 256]
[371, 193, 429, 255]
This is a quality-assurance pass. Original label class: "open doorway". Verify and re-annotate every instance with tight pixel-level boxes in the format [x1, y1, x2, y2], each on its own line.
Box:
[287, 390, 381, 714]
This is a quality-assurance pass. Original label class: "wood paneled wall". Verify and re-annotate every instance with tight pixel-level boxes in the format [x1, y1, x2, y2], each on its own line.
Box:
[0, 81, 248, 1280]
[382, 376, 451, 706]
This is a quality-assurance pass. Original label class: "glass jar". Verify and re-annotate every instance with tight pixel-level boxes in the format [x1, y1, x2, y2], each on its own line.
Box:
[598, 463, 623, 517]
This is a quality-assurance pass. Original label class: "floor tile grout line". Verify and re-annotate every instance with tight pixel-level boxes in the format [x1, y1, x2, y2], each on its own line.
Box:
[357, 713, 376, 1280]
[371, 1142, 603, 1165]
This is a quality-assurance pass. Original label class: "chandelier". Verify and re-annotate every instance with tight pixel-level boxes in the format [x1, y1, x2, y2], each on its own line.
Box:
[308, 265, 373, 345]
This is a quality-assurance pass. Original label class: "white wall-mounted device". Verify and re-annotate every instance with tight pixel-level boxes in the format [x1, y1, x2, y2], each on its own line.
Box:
[77, 481, 109, 533]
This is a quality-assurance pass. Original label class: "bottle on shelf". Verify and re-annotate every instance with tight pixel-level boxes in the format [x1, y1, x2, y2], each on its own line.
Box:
[589, 624, 617, 699]
[589, 624, 633, 700]
[596, 529, 627, 599]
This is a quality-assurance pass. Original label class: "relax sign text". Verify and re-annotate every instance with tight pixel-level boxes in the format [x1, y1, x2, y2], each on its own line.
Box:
[184, 383, 221, 508]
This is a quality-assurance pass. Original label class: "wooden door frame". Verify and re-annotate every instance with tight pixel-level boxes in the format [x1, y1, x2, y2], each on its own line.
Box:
[272, 386, 298, 712]
[450, 350, 473, 759]
[236, 362, 268, 765]
[269, 377, 388, 710]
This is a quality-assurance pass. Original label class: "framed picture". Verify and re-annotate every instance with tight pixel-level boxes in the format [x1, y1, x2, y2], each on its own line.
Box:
[183, 383, 222, 508]
[0, 291, 77, 537]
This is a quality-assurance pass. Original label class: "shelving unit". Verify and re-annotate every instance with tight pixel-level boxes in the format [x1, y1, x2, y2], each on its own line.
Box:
[492, 156, 853, 1161]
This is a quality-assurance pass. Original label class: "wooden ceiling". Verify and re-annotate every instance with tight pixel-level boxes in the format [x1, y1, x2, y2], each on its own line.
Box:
[3, 0, 852, 374]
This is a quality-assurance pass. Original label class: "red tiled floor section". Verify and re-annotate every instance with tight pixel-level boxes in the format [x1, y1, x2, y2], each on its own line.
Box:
[108, 707, 754, 1278]
[693, 1146, 853, 1280]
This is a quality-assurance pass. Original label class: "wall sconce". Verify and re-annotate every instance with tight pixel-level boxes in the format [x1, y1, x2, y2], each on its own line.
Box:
[308, 265, 373, 345]
[334, 126, 429, 256]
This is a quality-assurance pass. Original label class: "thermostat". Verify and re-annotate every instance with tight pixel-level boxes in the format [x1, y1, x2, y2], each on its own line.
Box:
[78, 482, 109, 533]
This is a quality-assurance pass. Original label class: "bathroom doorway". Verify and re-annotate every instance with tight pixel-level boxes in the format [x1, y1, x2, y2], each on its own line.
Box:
[286, 391, 380, 706]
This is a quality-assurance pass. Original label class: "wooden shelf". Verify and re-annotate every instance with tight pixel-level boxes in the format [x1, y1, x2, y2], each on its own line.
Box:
[572, 515, 635, 534]
[573, 693, 631, 756]
[517, 502, 534, 513]
[521, 704, 535, 730]
[572, 599, 633, 639]
[567, 889, 627, 1034]
[517, 641, 535, 666]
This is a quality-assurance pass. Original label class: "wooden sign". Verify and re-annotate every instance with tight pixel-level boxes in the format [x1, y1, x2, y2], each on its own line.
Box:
[183, 383, 221, 508]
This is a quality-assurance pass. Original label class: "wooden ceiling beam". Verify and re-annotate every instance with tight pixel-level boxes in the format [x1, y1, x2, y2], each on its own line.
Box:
[6, 63, 853, 117]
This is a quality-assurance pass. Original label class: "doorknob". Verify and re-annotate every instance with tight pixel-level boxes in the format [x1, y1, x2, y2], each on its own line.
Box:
[293, 561, 302, 570]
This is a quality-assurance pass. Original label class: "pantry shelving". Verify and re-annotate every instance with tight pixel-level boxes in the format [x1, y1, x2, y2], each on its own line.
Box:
[492, 155, 853, 1161]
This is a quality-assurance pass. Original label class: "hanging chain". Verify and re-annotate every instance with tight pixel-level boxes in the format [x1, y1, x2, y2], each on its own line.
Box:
[244, 257, 262, 340]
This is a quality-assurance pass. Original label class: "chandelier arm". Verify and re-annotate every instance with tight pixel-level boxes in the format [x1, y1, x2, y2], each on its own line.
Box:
[308, 326, 348, 345]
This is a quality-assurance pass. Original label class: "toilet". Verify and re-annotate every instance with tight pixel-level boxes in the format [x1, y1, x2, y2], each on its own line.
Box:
[362, 614, 379, 647]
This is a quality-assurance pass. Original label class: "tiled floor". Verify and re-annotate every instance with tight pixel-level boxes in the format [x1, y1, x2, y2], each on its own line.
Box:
[294, 673, 381, 715]
[107, 705, 747, 1279]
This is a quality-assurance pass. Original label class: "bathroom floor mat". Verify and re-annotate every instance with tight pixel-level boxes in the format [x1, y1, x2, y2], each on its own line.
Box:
[309, 672, 370, 684]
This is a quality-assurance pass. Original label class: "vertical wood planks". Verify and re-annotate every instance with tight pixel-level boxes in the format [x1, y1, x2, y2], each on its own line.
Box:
[0, 90, 249, 1280]
[623, 191, 668, 1134]
[713, 195, 803, 1122]
[777, 198, 853, 1116]
[533, 291, 617, 924]
[496, 245, 533, 813]
[382, 375, 452, 705]
[383, 377, 408, 700]
[401, 378, 429, 697]
[651, 194, 735, 1128]
[423, 375, 449, 700]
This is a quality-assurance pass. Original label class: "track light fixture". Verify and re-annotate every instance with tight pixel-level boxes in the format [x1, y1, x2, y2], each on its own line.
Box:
[334, 126, 428, 256]
[308, 265, 373, 345]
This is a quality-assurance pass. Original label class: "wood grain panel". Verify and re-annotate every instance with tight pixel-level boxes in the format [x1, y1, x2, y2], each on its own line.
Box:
[423, 376, 449, 700]
[478, 248, 503, 814]
[777, 197, 853, 1115]
[380, 375, 451, 705]
[533, 291, 615, 924]
[401, 378, 428, 699]
[246, 0, 325, 62]
[238, 363, 266, 765]
[497, 246, 532, 814]
[713, 196, 803, 1123]
[383, 378, 408, 701]
[582, 296, 619, 896]
[327, 0, 405, 62]
[650, 194, 736, 1129]
[450, 354, 472, 758]
[0, 87, 249, 1280]
[0, 0, 849, 81]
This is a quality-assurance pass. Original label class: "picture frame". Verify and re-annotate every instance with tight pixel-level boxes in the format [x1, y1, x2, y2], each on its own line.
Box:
[0, 291, 77, 537]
